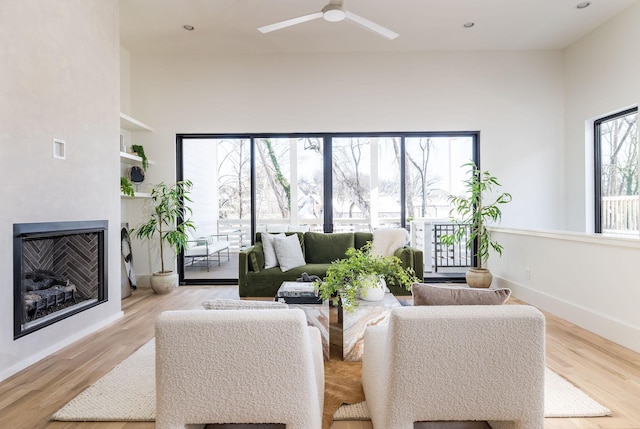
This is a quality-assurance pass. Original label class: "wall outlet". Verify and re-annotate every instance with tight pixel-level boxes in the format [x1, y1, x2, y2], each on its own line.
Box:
[53, 138, 66, 160]
[524, 268, 531, 280]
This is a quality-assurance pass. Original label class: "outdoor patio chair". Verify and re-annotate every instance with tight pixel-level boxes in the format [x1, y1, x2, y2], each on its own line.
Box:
[184, 233, 230, 271]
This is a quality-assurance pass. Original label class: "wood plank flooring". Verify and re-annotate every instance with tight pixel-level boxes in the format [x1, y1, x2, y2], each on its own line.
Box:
[0, 286, 639, 429]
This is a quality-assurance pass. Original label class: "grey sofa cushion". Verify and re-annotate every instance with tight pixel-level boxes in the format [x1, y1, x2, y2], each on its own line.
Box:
[411, 283, 511, 306]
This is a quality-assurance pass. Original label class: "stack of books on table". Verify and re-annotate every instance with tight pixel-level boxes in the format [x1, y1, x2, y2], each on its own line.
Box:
[275, 281, 323, 304]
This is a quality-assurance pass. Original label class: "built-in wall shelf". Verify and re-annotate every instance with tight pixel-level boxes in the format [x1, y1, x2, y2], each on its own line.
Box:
[120, 192, 151, 199]
[120, 113, 153, 132]
[120, 151, 155, 166]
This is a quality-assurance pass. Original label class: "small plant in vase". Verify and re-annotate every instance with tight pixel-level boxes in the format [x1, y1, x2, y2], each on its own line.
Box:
[133, 180, 195, 294]
[440, 162, 512, 288]
[314, 243, 418, 312]
[130, 144, 149, 171]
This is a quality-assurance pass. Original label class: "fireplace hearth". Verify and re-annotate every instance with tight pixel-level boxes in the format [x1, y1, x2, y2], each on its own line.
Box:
[13, 221, 108, 339]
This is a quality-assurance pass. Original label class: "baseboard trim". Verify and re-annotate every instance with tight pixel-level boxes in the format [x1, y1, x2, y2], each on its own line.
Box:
[0, 311, 124, 383]
[494, 276, 640, 354]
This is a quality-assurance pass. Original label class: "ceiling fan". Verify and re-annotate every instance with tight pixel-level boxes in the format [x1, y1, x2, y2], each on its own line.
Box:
[257, 0, 399, 40]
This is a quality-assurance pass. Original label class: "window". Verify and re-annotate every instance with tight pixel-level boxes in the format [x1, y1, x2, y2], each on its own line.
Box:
[255, 137, 324, 233]
[178, 132, 478, 283]
[595, 108, 639, 234]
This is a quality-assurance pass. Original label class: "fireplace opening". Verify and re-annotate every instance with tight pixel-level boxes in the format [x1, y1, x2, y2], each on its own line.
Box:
[13, 221, 108, 339]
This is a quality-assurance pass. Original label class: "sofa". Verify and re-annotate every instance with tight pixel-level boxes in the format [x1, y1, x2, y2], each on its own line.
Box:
[238, 231, 424, 297]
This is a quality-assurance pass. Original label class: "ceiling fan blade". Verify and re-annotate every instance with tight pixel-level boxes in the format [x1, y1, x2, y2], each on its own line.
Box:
[258, 12, 324, 34]
[344, 11, 399, 40]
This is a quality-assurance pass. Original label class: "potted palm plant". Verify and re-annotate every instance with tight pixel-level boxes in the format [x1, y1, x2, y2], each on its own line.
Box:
[314, 243, 418, 312]
[440, 162, 512, 288]
[133, 180, 195, 294]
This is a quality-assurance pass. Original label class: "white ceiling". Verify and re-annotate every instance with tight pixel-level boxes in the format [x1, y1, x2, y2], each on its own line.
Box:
[120, 0, 639, 54]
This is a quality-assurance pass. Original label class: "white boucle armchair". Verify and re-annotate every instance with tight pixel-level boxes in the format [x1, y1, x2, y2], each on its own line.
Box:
[362, 305, 545, 429]
[155, 309, 324, 429]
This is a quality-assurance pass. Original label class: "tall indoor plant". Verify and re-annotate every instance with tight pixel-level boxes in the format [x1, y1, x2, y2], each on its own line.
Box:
[315, 243, 418, 311]
[440, 162, 512, 288]
[134, 180, 195, 294]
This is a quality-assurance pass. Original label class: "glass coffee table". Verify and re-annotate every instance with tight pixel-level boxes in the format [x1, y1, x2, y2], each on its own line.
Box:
[341, 292, 401, 361]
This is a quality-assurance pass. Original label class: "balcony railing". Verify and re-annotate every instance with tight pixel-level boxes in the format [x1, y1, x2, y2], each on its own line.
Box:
[216, 218, 471, 275]
[602, 195, 639, 233]
[410, 220, 471, 273]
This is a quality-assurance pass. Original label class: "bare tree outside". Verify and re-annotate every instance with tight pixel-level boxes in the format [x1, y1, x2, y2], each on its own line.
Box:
[599, 110, 638, 232]
[333, 138, 371, 219]
[600, 112, 638, 197]
[405, 137, 464, 219]
[217, 139, 251, 220]
[256, 139, 291, 218]
[255, 138, 324, 228]
[405, 138, 439, 218]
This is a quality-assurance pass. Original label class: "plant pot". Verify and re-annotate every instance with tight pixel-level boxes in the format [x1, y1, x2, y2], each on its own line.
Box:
[358, 276, 386, 302]
[465, 267, 492, 288]
[150, 272, 178, 294]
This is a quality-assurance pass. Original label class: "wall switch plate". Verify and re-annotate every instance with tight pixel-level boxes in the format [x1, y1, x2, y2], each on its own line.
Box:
[525, 268, 531, 280]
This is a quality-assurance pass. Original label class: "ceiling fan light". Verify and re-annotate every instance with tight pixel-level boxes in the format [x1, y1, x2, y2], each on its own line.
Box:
[322, 4, 346, 22]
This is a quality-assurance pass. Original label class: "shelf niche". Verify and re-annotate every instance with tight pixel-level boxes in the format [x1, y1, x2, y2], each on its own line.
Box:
[120, 113, 153, 132]
[120, 151, 154, 166]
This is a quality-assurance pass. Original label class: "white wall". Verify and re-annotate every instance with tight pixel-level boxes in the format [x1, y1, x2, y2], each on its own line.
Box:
[120, 47, 131, 116]
[127, 50, 566, 274]
[491, 228, 640, 353]
[0, 0, 122, 382]
[488, 2, 640, 355]
[564, 2, 640, 232]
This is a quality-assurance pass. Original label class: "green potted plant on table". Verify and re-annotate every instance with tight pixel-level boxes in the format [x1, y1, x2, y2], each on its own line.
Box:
[440, 162, 512, 288]
[314, 243, 418, 312]
[133, 180, 195, 294]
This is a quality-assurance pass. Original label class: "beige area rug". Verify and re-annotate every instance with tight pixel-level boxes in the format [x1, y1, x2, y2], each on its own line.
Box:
[52, 339, 612, 426]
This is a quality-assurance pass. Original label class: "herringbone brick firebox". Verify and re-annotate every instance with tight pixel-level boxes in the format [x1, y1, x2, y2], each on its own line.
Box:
[13, 221, 107, 339]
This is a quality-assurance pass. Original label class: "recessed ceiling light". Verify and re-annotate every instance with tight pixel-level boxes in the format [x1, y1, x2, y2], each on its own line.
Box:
[183, 25, 195, 31]
[576, 2, 591, 9]
[463, 22, 475, 28]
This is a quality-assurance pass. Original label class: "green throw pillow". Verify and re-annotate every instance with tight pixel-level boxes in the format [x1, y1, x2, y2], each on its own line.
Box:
[304, 232, 355, 264]
[250, 252, 261, 273]
[354, 232, 373, 249]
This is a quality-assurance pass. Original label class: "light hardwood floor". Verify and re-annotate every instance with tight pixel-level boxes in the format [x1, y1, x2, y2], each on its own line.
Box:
[1, 286, 639, 429]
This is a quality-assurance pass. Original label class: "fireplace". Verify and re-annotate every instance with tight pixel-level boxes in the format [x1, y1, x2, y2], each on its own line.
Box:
[13, 221, 108, 339]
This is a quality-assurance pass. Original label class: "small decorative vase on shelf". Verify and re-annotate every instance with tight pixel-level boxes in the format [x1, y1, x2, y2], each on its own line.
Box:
[465, 267, 492, 288]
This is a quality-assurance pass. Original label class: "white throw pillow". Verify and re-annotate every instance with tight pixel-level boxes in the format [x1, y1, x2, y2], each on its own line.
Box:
[262, 232, 285, 269]
[371, 228, 409, 257]
[273, 234, 306, 272]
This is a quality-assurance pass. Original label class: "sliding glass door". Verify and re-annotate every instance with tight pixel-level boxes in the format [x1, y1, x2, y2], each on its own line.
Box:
[255, 137, 324, 233]
[405, 136, 474, 275]
[177, 132, 478, 284]
[181, 137, 251, 283]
